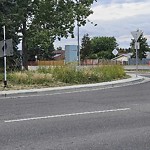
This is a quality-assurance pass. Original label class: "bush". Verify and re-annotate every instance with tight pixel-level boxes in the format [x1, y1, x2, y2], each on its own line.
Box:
[6, 65, 126, 88]
[92, 65, 125, 82]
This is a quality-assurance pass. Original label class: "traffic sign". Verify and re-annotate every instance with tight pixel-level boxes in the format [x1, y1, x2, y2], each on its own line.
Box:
[0, 39, 13, 57]
[135, 42, 140, 49]
[131, 30, 142, 41]
[112, 49, 118, 56]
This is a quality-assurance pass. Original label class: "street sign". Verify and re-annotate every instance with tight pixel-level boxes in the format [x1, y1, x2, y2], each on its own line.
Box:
[131, 30, 142, 41]
[112, 49, 118, 56]
[135, 42, 140, 49]
[131, 29, 143, 78]
[0, 39, 13, 57]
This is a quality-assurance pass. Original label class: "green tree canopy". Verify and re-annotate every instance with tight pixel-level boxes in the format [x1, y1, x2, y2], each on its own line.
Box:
[0, 0, 21, 69]
[90, 36, 118, 59]
[0, 0, 97, 69]
[20, 0, 97, 69]
[80, 34, 91, 60]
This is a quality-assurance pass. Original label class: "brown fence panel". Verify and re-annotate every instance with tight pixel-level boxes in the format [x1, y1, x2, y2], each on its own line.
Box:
[37, 60, 64, 66]
[81, 59, 118, 66]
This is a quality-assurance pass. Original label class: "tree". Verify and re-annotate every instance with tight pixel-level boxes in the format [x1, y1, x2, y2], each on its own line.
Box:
[15, 0, 97, 69]
[130, 31, 150, 60]
[80, 34, 91, 60]
[0, 0, 19, 45]
[27, 43, 55, 61]
[0, 0, 96, 69]
[0, 0, 21, 69]
[90, 36, 118, 59]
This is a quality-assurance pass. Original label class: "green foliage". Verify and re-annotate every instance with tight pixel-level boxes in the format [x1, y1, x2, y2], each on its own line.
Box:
[8, 71, 54, 85]
[6, 65, 126, 88]
[97, 51, 114, 59]
[0, 0, 20, 68]
[80, 36, 119, 60]
[91, 36, 118, 59]
[80, 34, 92, 60]
[130, 31, 149, 59]
[0, 0, 96, 69]
[37, 67, 53, 74]
[0, 73, 3, 82]
[91, 65, 125, 82]
[52, 66, 92, 84]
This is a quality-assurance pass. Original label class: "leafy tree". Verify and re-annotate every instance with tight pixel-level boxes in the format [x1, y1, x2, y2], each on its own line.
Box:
[80, 34, 91, 60]
[0, 0, 20, 69]
[27, 43, 55, 61]
[130, 31, 150, 59]
[0, 0, 96, 69]
[90, 36, 118, 59]
[16, 0, 97, 69]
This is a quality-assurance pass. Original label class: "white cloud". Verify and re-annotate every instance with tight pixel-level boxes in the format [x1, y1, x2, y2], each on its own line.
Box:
[90, 1, 150, 21]
[54, 0, 150, 49]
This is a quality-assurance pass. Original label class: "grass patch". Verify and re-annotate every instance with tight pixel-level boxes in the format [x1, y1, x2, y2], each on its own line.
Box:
[0, 65, 127, 90]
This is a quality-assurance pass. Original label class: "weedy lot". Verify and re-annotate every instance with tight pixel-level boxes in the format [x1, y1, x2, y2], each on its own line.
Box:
[0, 65, 126, 90]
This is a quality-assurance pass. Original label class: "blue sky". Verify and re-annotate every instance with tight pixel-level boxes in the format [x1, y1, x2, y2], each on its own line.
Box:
[55, 0, 150, 49]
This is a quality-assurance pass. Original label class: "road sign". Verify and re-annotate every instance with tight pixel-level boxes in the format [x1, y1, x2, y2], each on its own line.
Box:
[135, 42, 140, 49]
[131, 30, 142, 41]
[112, 49, 118, 56]
[131, 29, 143, 78]
[0, 39, 13, 57]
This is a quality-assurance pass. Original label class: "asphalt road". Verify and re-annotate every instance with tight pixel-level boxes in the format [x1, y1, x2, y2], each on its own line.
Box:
[0, 78, 150, 149]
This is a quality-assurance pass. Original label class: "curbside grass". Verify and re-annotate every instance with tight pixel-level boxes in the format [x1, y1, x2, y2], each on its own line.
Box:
[0, 65, 126, 90]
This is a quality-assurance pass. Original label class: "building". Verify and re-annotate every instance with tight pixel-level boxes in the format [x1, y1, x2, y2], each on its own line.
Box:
[112, 53, 132, 65]
[52, 50, 65, 60]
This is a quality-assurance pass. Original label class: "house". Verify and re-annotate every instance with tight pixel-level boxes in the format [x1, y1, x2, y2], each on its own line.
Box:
[52, 50, 65, 60]
[112, 53, 132, 65]
[146, 52, 150, 59]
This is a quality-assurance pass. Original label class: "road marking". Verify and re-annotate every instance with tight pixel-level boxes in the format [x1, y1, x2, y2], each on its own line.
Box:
[4, 108, 130, 123]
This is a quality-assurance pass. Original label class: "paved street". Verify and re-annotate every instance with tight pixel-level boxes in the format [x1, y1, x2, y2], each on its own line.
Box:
[0, 77, 150, 149]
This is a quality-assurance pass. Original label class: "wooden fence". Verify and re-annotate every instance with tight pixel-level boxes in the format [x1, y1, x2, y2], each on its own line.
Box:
[28, 59, 120, 66]
[28, 60, 65, 66]
[81, 59, 120, 65]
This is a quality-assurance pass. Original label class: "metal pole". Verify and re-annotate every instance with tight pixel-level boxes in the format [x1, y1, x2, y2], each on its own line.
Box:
[77, 23, 80, 66]
[135, 41, 138, 77]
[3, 26, 7, 87]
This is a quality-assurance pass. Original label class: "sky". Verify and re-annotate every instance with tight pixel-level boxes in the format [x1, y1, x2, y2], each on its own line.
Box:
[54, 0, 150, 49]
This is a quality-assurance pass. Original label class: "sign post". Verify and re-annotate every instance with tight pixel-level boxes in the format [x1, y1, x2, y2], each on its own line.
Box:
[131, 30, 142, 77]
[3, 26, 7, 87]
[77, 22, 80, 67]
[112, 49, 118, 56]
[112, 49, 118, 64]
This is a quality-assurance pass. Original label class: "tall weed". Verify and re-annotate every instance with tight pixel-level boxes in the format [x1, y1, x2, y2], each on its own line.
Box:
[7, 65, 126, 87]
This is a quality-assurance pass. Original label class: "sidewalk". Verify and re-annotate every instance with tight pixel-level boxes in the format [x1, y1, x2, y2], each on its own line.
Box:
[0, 74, 147, 98]
[124, 65, 150, 70]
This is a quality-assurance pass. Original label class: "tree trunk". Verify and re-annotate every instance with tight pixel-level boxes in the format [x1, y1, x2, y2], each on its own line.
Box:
[22, 20, 28, 70]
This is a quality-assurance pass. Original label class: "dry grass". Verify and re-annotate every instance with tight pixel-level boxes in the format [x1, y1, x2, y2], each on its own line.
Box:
[0, 65, 127, 91]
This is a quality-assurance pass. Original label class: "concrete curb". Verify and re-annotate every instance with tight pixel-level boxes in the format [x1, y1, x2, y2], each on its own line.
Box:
[0, 74, 146, 97]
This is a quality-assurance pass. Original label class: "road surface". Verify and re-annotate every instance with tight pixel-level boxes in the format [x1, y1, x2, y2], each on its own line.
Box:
[0, 76, 150, 149]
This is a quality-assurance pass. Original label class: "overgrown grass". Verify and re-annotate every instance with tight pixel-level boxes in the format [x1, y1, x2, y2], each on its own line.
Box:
[0, 65, 126, 90]
[8, 71, 54, 85]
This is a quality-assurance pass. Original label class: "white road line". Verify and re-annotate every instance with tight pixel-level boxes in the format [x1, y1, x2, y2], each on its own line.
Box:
[4, 108, 130, 123]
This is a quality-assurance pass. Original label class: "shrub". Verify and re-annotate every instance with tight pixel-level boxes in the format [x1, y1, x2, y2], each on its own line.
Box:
[6, 65, 126, 88]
